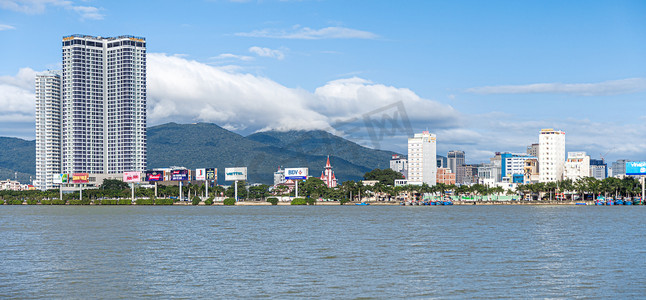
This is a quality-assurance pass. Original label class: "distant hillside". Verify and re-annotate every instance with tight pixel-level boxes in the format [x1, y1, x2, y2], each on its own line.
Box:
[246, 130, 399, 170]
[0, 137, 36, 183]
[147, 123, 391, 184]
[0, 167, 32, 183]
[0, 137, 35, 174]
[1, 123, 404, 185]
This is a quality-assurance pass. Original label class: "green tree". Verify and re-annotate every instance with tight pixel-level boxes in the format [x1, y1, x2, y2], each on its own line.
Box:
[248, 184, 270, 200]
[225, 181, 248, 199]
[301, 177, 328, 199]
[363, 168, 404, 186]
[101, 179, 130, 190]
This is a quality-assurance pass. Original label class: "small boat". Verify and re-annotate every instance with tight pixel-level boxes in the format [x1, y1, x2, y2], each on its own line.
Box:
[575, 203, 586, 205]
[615, 199, 624, 205]
[442, 201, 453, 206]
[355, 202, 370, 206]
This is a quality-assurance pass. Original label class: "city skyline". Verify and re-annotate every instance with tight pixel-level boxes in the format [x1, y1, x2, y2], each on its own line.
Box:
[1, 0, 645, 164]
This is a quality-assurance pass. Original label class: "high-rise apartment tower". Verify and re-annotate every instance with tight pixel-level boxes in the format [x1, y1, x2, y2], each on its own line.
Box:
[538, 128, 565, 182]
[407, 131, 437, 186]
[35, 72, 62, 190]
[61, 34, 147, 174]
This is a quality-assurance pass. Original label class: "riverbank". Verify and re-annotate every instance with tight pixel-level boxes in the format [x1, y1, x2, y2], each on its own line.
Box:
[1, 200, 621, 206]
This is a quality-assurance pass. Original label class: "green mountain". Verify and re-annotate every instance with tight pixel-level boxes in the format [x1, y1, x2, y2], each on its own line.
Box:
[246, 130, 398, 171]
[147, 123, 400, 184]
[0, 137, 35, 182]
[0, 123, 403, 185]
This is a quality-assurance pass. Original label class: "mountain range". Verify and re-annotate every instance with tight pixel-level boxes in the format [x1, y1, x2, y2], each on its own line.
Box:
[0, 122, 402, 184]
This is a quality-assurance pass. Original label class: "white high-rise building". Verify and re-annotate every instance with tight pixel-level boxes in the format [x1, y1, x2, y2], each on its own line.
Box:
[61, 35, 147, 174]
[539, 128, 565, 182]
[564, 152, 590, 181]
[35, 72, 62, 190]
[407, 131, 437, 186]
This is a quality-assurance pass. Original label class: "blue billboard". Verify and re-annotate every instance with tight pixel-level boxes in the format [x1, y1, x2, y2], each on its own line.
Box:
[170, 169, 189, 181]
[626, 161, 646, 175]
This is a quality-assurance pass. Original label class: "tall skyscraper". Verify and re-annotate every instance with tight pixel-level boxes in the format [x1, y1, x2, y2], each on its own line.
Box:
[35, 72, 62, 190]
[447, 150, 465, 174]
[407, 131, 437, 186]
[538, 128, 565, 182]
[35, 35, 147, 190]
[61, 34, 147, 174]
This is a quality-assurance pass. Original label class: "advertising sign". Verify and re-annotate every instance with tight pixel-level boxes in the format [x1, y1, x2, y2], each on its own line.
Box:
[626, 161, 646, 175]
[285, 167, 308, 180]
[53, 173, 67, 184]
[196, 168, 206, 181]
[206, 168, 217, 180]
[72, 173, 89, 183]
[145, 170, 164, 182]
[225, 167, 247, 181]
[123, 171, 141, 183]
[170, 169, 189, 181]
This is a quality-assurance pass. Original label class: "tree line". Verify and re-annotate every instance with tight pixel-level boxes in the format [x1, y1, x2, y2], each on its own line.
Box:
[1, 170, 642, 203]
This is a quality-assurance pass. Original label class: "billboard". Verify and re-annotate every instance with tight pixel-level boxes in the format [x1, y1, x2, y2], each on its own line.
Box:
[72, 173, 89, 183]
[195, 168, 206, 181]
[626, 161, 646, 175]
[225, 167, 247, 181]
[53, 174, 68, 184]
[123, 171, 141, 183]
[285, 167, 308, 180]
[170, 169, 189, 181]
[145, 170, 164, 182]
[206, 168, 217, 180]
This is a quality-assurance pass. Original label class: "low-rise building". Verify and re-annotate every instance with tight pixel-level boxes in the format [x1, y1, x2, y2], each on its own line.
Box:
[436, 168, 456, 185]
[478, 163, 501, 186]
[0, 179, 30, 191]
[273, 167, 285, 186]
[589, 159, 607, 180]
[564, 152, 591, 181]
[389, 154, 408, 178]
[456, 164, 478, 185]
[523, 158, 539, 184]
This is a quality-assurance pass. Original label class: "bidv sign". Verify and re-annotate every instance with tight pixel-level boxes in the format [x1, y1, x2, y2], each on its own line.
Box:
[225, 167, 247, 181]
[285, 168, 308, 180]
[626, 161, 646, 175]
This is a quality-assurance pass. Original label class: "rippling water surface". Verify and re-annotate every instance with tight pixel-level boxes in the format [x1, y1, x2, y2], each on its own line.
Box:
[1, 205, 645, 298]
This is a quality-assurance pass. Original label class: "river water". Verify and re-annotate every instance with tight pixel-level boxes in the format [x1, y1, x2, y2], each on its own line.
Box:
[0, 205, 645, 298]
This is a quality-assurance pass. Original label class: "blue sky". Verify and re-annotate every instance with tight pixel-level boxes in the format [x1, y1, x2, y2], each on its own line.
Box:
[1, 0, 645, 164]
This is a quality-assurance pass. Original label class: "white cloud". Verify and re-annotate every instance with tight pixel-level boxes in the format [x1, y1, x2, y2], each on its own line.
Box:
[70, 5, 103, 20]
[0, 68, 37, 122]
[0, 0, 104, 20]
[248, 46, 285, 60]
[0, 24, 15, 30]
[210, 53, 254, 61]
[147, 53, 329, 132]
[313, 77, 459, 126]
[147, 53, 459, 136]
[235, 25, 378, 39]
[466, 78, 646, 96]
